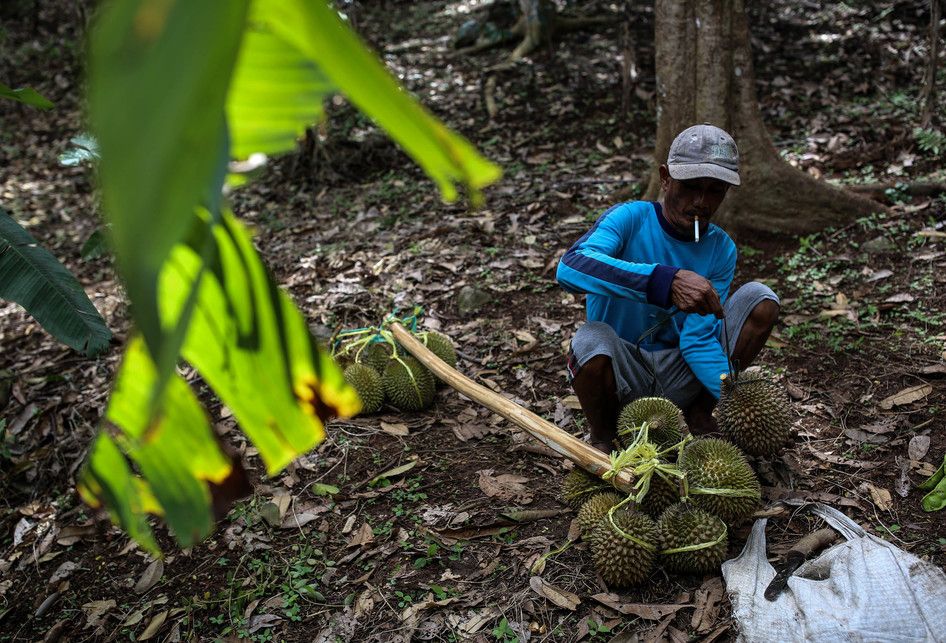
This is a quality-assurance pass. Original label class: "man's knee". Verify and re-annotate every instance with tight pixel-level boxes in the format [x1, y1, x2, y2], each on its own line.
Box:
[748, 299, 779, 331]
[575, 354, 612, 381]
[571, 321, 619, 356]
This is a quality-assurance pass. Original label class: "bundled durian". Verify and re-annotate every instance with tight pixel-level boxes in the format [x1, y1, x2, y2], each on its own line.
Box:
[561, 467, 611, 509]
[638, 472, 681, 518]
[681, 438, 761, 524]
[359, 341, 394, 374]
[588, 508, 659, 587]
[382, 356, 436, 412]
[657, 503, 728, 575]
[617, 397, 684, 449]
[717, 372, 792, 457]
[420, 330, 457, 369]
[577, 492, 626, 536]
[343, 363, 384, 415]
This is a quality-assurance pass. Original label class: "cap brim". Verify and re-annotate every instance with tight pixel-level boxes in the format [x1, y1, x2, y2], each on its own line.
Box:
[668, 163, 741, 186]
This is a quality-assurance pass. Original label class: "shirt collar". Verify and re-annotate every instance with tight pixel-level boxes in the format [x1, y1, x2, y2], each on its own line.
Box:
[651, 201, 695, 242]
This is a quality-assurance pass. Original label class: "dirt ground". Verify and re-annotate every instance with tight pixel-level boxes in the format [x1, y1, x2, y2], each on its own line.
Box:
[1, 1, 945, 641]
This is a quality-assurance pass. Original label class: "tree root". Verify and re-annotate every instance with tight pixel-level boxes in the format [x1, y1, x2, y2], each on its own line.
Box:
[480, 7, 617, 119]
[848, 181, 946, 203]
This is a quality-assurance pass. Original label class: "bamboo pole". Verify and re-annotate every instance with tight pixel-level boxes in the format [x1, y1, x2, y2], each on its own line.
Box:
[389, 323, 635, 493]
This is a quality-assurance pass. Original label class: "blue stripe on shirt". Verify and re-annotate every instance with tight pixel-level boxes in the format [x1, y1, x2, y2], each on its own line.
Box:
[559, 203, 651, 295]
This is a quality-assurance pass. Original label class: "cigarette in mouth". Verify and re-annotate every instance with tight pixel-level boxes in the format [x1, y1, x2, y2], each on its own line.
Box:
[694, 216, 700, 242]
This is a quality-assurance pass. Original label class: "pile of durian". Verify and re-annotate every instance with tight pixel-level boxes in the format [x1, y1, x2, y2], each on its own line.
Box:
[333, 324, 456, 415]
[564, 377, 791, 588]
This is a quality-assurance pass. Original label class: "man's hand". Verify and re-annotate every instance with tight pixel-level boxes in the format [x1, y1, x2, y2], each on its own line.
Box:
[670, 270, 724, 318]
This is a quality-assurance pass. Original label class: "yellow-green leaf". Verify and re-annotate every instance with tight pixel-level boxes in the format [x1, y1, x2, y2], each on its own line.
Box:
[80, 337, 236, 552]
[227, 14, 332, 159]
[160, 210, 360, 474]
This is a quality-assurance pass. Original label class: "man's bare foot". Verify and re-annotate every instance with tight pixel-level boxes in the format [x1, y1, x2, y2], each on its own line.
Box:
[591, 439, 614, 454]
[685, 408, 718, 435]
[684, 390, 718, 435]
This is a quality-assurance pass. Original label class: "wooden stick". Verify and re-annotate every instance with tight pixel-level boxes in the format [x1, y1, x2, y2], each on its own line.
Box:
[390, 323, 635, 493]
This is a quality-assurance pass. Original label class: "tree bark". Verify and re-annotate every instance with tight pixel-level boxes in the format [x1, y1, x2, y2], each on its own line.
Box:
[644, 0, 882, 235]
[919, 0, 943, 129]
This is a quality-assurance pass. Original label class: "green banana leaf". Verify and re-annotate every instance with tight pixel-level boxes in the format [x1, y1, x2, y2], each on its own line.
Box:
[160, 209, 361, 475]
[0, 208, 111, 356]
[79, 336, 238, 552]
[0, 82, 53, 109]
[226, 7, 332, 159]
[88, 0, 250, 355]
[918, 454, 946, 512]
[83, 0, 500, 553]
[79, 210, 361, 554]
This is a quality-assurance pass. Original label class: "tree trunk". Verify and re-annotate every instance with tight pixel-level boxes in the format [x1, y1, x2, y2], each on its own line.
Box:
[644, 0, 882, 235]
[919, 0, 943, 129]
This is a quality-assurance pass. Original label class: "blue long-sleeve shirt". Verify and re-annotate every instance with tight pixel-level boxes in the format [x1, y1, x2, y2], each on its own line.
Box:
[556, 200, 737, 399]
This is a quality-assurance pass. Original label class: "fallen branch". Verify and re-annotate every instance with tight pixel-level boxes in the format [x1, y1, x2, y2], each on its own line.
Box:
[389, 322, 635, 492]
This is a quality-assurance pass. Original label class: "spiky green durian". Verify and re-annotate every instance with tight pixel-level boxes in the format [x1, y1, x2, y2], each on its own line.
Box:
[382, 356, 436, 411]
[717, 372, 792, 457]
[638, 472, 681, 519]
[577, 492, 626, 535]
[359, 341, 394, 374]
[344, 363, 384, 415]
[657, 503, 728, 575]
[561, 468, 610, 509]
[617, 397, 684, 449]
[681, 438, 761, 524]
[421, 331, 457, 369]
[589, 508, 658, 587]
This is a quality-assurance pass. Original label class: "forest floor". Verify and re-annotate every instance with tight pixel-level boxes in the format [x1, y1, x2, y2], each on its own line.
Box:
[1, 1, 945, 641]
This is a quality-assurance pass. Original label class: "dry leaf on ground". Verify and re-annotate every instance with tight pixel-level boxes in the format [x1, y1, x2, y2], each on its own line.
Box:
[529, 577, 580, 610]
[908, 435, 931, 461]
[883, 293, 915, 303]
[591, 593, 689, 620]
[477, 469, 533, 504]
[691, 577, 725, 633]
[879, 384, 932, 409]
[82, 599, 116, 629]
[347, 523, 374, 548]
[863, 482, 893, 511]
[133, 559, 164, 594]
[380, 421, 409, 436]
[138, 610, 168, 640]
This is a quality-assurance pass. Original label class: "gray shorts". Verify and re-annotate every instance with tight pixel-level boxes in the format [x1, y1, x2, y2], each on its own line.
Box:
[567, 282, 779, 409]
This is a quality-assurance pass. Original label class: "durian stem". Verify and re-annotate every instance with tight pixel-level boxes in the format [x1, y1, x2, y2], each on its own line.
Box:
[530, 539, 575, 574]
[389, 323, 637, 493]
[605, 499, 657, 552]
[659, 522, 728, 555]
[688, 486, 762, 499]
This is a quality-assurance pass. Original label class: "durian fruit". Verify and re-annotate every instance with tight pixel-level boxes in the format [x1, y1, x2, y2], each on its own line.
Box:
[588, 508, 659, 587]
[561, 468, 610, 509]
[421, 331, 457, 368]
[359, 341, 394, 374]
[617, 397, 684, 449]
[717, 372, 792, 457]
[657, 503, 728, 575]
[344, 363, 384, 415]
[577, 492, 626, 536]
[382, 356, 436, 411]
[681, 438, 761, 524]
[638, 472, 681, 518]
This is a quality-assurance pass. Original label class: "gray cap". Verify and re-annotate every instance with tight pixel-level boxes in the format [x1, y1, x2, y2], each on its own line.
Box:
[667, 124, 740, 186]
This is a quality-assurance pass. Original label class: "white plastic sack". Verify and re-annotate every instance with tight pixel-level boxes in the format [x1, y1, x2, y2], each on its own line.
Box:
[722, 503, 946, 643]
